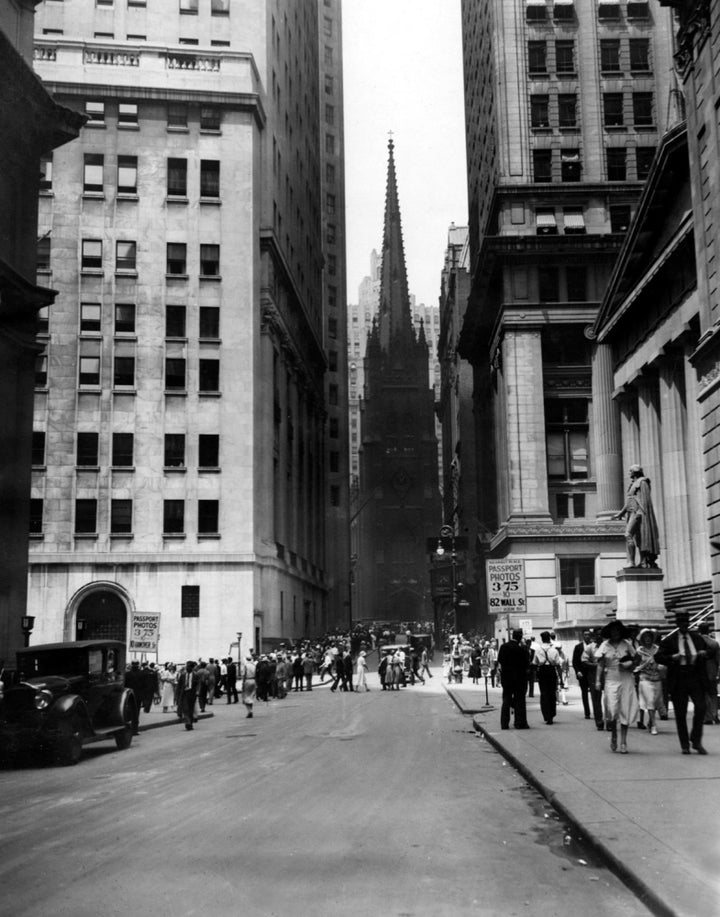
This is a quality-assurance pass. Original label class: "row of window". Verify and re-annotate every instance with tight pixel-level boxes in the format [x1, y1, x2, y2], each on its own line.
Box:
[55, 302, 220, 339]
[35, 352, 221, 392]
[38, 238, 221, 278]
[86, 0, 228, 9]
[66, 155, 220, 199]
[30, 498, 221, 537]
[84, 100, 221, 131]
[526, 0, 650, 22]
[531, 146, 653, 182]
[528, 38, 652, 78]
[33, 431, 220, 469]
[535, 203, 633, 234]
[530, 92, 654, 131]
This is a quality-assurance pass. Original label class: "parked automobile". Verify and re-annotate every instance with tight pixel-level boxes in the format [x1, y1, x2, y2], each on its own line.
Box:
[0, 640, 137, 766]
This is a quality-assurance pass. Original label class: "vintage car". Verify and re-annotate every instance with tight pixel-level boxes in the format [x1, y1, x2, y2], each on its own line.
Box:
[0, 640, 137, 766]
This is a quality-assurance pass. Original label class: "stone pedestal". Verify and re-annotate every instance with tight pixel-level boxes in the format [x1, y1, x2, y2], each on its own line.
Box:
[615, 568, 665, 622]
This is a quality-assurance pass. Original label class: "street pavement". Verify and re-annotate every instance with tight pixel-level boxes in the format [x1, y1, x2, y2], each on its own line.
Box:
[445, 678, 720, 917]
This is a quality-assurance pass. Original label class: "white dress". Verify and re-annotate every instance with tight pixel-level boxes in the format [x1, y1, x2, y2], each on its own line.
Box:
[598, 639, 639, 726]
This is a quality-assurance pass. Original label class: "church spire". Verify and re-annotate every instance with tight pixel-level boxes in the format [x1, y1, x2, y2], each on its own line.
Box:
[378, 136, 414, 351]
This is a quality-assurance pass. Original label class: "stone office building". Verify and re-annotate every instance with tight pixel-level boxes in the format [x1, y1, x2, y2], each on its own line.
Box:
[29, 0, 348, 660]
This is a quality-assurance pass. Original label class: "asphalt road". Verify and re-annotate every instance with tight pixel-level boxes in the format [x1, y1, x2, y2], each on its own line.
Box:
[0, 672, 653, 917]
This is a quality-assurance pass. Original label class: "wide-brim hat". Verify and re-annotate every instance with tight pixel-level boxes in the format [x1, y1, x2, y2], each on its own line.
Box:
[600, 620, 632, 640]
[637, 627, 656, 644]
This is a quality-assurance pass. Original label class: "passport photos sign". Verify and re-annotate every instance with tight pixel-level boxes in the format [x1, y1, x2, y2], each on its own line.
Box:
[486, 559, 526, 614]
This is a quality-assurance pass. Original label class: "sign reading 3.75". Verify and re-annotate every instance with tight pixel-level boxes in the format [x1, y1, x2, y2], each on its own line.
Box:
[486, 559, 526, 613]
[129, 613, 161, 653]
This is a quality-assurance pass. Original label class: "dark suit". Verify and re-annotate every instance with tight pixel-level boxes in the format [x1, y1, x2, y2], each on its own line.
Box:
[497, 639, 530, 729]
[572, 641, 591, 718]
[656, 630, 708, 751]
[177, 668, 199, 729]
[226, 662, 238, 703]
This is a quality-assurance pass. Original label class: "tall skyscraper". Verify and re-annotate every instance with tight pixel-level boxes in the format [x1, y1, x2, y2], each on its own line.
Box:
[458, 0, 676, 638]
[354, 140, 441, 625]
[29, 0, 348, 658]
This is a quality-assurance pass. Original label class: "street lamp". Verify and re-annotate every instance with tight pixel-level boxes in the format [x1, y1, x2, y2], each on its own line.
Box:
[20, 615, 35, 647]
[236, 632, 242, 668]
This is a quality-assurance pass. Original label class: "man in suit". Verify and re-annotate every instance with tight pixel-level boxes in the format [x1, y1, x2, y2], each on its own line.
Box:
[225, 658, 238, 704]
[176, 660, 199, 731]
[657, 612, 710, 754]
[572, 631, 593, 720]
[497, 630, 530, 730]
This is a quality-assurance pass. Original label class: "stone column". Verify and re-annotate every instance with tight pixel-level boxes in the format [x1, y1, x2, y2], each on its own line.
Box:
[658, 354, 692, 584]
[592, 342, 623, 518]
[637, 372, 665, 541]
[617, 386, 640, 467]
[683, 342, 711, 582]
[501, 327, 551, 522]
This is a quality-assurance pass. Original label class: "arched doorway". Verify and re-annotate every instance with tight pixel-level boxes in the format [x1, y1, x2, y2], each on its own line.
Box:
[75, 591, 128, 642]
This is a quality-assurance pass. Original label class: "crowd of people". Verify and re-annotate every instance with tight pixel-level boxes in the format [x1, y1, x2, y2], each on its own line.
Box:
[494, 611, 719, 756]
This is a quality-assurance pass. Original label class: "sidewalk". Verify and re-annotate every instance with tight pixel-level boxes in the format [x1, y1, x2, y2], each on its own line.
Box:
[446, 680, 720, 917]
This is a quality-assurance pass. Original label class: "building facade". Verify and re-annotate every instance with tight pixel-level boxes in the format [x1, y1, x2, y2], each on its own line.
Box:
[458, 0, 676, 640]
[0, 0, 83, 666]
[29, 0, 347, 661]
[354, 140, 442, 625]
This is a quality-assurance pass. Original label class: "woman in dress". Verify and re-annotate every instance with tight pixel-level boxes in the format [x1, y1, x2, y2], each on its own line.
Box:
[240, 654, 257, 718]
[634, 628, 665, 735]
[159, 662, 177, 713]
[596, 621, 639, 754]
[355, 650, 370, 691]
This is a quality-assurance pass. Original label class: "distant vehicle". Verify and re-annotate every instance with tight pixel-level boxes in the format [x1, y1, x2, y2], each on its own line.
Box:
[0, 640, 137, 766]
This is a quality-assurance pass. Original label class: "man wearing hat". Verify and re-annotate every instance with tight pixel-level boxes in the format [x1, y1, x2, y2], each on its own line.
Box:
[176, 660, 200, 731]
[613, 465, 661, 568]
[123, 660, 143, 735]
[657, 612, 709, 754]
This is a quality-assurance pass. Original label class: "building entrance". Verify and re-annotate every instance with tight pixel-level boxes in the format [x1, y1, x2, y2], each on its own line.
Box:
[75, 590, 127, 642]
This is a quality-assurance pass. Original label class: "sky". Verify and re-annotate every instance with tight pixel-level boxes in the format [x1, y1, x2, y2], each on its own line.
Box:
[342, 0, 468, 310]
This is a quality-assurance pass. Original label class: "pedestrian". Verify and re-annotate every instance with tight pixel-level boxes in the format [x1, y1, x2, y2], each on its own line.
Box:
[355, 650, 370, 691]
[525, 637, 537, 697]
[497, 629, 530, 730]
[302, 651, 315, 691]
[139, 661, 157, 714]
[409, 646, 425, 685]
[206, 658, 218, 704]
[196, 661, 210, 712]
[698, 623, 719, 725]
[379, 649, 391, 690]
[583, 629, 606, 730]
[159, 662, 177, 713]
[292, 652, 304, 691]
[219, 657, 228, 697]
[572, 631, 593, 720]
[177, 660, 199, 730]
[657, 611, 710, 754]
[633, 628, 665, 735]
[240, 654, 257, 718]
[123, 659, 144, 734]
[532, 631, 561, 725]
[419, 644, 432, 680]
[595, 621, 638, 754]
[275, 653, 289, 698]
[343, 649, 354, 692]
[226, 658, 239, 704]
[255, 655, 271, 702]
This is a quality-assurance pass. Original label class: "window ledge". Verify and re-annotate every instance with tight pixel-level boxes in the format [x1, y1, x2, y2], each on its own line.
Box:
[605, 125, 628, 132]
[199, 466, 221, 474]
[111, 465, 135, 472]
[85, 123, 107, 129]
[115, 270, 138, 278]
[114, 333, 137, 341]
[116, 193, 139, 201]
[198, 533, 221, 540]
[82, 192, 105, 200]
[113, 388, 137, 395]
[199, 337, 221, 344]
[165, 389, 188, 396]
[34, 386, 49, 393]
[164, 466, 187, 473]
[531, 126, 552, 133]
[559, 126, 580, 133]
[117, 123, 139, 130]
[166, 274, 189, 281]
[630, 71, 653, 77]
[167, 196, 189, 204]
[81, 269, 104, 277]
[200, 129, 222, 135]
[39, 190, 54, 197]
[36, 269, 51, 276]
[78, 386, 102, 393]
[199, 275, 222, 282]
[199, 391, 221, 398]
[557, 72, 578, 79]
[163, 533, 186, 539]
[29, 533, 45, 540]
[199, 197, 221, 205]
[110, 532, 134, 539]
[74, 533, 99, 540]
[76, 465, 100, 472]
[32, 464, 47, 472]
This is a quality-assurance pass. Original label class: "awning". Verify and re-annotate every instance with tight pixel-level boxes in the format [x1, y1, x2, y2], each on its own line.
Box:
[554, 0, 574, 5]
[563, 211, 586, 230]
[561, 151, 580, 162]
[536, 212, 557, 228]
[526, 0, 546, 6]
[598, 0, 620, 5]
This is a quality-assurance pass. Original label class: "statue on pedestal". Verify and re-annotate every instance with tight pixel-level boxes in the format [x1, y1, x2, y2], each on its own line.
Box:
[613, 465, 661, 569]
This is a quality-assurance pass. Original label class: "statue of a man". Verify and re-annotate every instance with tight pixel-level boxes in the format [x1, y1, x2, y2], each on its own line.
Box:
[613, 465, 661, 568]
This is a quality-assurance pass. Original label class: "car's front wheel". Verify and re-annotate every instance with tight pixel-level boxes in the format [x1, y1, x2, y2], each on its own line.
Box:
[52, 715, 83, 766]
[114, 699, 135, 750]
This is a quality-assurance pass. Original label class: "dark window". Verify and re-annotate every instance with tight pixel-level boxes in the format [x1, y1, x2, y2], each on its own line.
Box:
[85, 100, 105, 123]
[75, 499, 97, 534]
[600, 39, 621, 73]
[29, 499, 43, 534]
[113, 356, 135, 387]
[598, 0, 621, 21]
[603, 93, 625, 127]
[636, 146, 655, 180]
[166, 243, 187, 275]
[561, 149, 581, 182]
[37, 305, 49, 334]
[198, 500, 219, 534]
[167, 158, 187, 196]
[80, 302, 101, 332]
[330, 485, 340, 507]
[199, 359, 219, 392]
[166, 305, 187, 338]
[556, 493, 569, 518]
[329, 417, 339, 439]
[199, 307, 219, 338]
[115, 303, 135, 333]
[553, 0, 574, 21]
[200, 107, 221, 131]
[630, 38, 651, 73]
[77, 432, 99, 466]
[627, 1, 649, 19]
[555, 41, 575, 75]
[180, 0, 198, 12]
[167, 103, 188, 128]
[328, 316, 338, 338]
[116, 240, 136, 272]
[546, 399, 589, 480]
[533, 149, 552, 182]
[543, 326, 592, 364]
[117, 156, 137, 193]
[329, 451, 339, 472]
[211, 0, 230, 14]
[573, 494, 586, 517]
[560, 558, 595, 595]
[165, 357, 186, 390]
[558, 94, 577, 128]
[118, 103, 138, 125]
[82, 239, 102, 270]
[164, 500, 185, 534]
[563, 207, 586, 235]
[200, 244, 220, 276]
[37, 236, 51, 271]
[566, 266, 587, 301]
[112, 432, 134, 466]
[35, 353, 47, 387]
[528, 41, 547, 76]
[610, 204, 631, 233]
[607, 148, 627, 180]
[199, 434, 219, 467]
[200, 160, 220, 197]
[79, 354, 101, 386]
[40, 155, 53, 192]
[164, 433, 185, 467]
[539, 266, 560, 302]
[181, 584, 199, 616]
[83, 153, 104, 192]
[526, 1, 546, 22]
[32, 431, 46, 466]
[536, 208, 558, 235]
[328, 350, 338, 372]
[111, 499, 132, 534]
[633, 92, 654, 127]
[531, 95, 550, 129]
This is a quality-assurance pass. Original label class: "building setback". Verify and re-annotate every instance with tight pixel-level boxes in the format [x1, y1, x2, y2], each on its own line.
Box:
[458, 0, 676, 641]
[354, 140, 441, 625]
[0, 2, 83, 666]
[29, 0, 347, 660]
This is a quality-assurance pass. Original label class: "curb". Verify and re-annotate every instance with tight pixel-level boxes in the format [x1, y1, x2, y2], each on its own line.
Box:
[137, 711, 214, 732]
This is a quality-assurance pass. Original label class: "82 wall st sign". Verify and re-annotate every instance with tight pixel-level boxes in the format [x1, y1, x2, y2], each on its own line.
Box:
[486, 559, 526, 613]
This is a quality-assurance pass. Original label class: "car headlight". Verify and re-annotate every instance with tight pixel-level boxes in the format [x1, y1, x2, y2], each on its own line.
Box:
[34, 690, 53, 710]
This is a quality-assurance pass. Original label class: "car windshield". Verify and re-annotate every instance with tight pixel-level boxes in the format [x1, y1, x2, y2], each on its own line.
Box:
[18, 649, 88, 679]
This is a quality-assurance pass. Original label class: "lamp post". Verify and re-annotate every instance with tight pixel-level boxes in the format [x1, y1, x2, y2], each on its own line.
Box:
[435, 525, 459, 638]
[20, 615, 35, 648]
[236, 632, 242, 668]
